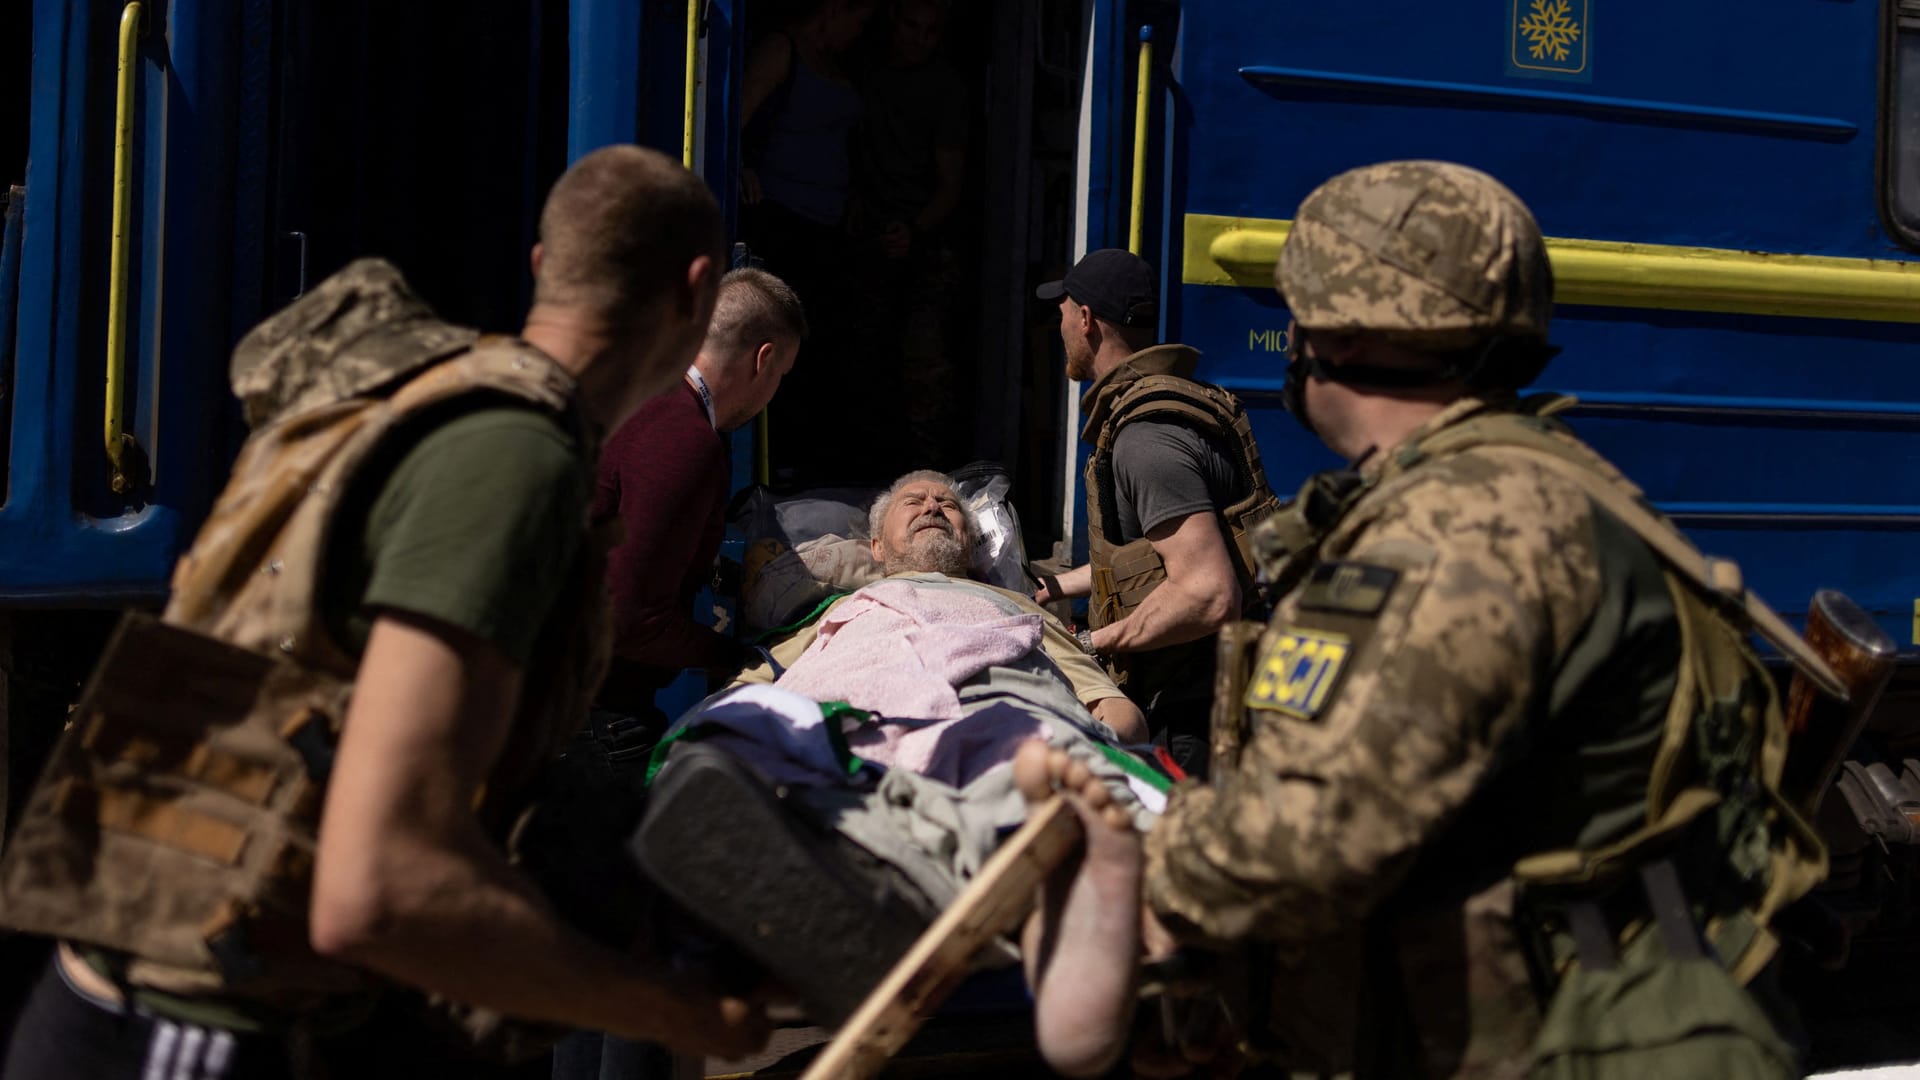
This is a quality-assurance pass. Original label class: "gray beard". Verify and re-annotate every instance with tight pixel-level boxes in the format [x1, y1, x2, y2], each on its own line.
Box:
[882, 529, 970, 577]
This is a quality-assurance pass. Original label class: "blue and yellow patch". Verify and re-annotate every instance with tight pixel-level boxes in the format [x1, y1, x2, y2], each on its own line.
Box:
[1244, 628, 1351, 719]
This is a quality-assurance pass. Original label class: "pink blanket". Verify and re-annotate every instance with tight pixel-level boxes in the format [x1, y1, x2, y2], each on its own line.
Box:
[843, 706, 1050, 788]
[774, 579, 1042, 726]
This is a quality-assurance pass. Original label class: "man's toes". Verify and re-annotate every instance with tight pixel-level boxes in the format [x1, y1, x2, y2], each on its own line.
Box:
[1046, 748, 1075, 787]
[1081, 780, 1113, 811]
[1063, 759, 1094, 792]
[1013, 740, 1055, 803]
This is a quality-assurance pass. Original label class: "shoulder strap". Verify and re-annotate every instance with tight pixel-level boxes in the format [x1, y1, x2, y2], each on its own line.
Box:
[1410, 410, 1845, 700]
[1104, 377, 1273, 488]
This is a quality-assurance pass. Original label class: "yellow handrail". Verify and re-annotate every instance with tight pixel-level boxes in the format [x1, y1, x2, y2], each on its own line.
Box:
[106, 1, 143, 495]
[1127, 28, 1153, 255]
[683, 0, 756, 478]
[683, 0, 700, 168]
[1181, 213, 1920, 325]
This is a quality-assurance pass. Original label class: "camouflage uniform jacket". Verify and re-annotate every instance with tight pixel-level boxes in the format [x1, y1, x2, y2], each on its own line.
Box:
[1144, 396, 1685, 1079]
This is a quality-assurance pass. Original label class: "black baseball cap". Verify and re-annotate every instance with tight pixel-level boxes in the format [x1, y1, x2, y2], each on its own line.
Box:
[1035, 248, 1159, 328]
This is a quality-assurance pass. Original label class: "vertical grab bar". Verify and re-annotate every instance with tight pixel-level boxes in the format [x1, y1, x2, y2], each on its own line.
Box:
[1127, 26, 1153, 256]
[105, 1, 144, 495]
[683, 0, 701, 168]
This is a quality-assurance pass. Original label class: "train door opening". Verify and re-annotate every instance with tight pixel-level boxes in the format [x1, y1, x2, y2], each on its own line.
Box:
[257, 0, 574, 328]
[738, 0, 1095, 557]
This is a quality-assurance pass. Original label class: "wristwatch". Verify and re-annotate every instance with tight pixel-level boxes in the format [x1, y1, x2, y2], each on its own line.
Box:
[1075, 627, 1098, 656]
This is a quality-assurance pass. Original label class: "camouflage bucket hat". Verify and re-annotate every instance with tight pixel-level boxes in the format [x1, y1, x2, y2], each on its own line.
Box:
[1275, 160, 1553, 344]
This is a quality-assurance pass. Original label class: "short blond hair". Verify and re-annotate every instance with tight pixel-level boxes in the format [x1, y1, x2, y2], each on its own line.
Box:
[535, 145, 724, 316]
[705, 268, 809, 355]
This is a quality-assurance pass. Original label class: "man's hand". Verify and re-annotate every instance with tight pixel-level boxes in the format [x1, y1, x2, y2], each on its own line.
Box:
[1089, 512, 1239, 655]
[641, 981, 771, 1059]
[310, 612, 768, 1049]
[1035, 564, 1093, 605]
[1092, 696, 1148, 743]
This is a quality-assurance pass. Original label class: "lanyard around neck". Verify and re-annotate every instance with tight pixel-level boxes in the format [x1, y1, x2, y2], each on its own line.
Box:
[685, 367, 717, 430]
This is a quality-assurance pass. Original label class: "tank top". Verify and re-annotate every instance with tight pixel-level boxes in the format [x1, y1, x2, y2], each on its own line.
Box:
[752, 34, 864, 226]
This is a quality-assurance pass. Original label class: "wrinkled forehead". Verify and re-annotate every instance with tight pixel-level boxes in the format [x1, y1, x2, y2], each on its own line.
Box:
[894, 481, 960, 509]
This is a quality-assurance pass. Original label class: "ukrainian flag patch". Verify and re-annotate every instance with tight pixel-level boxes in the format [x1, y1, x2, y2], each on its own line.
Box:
[1244, 628, 1351, 719]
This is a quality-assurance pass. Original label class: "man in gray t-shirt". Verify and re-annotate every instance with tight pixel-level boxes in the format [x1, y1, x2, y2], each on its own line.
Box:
[1110, 421, 1251, 544]
[1034, 250, 1275, 776]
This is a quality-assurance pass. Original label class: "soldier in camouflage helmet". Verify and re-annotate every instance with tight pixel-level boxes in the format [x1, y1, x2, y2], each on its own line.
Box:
[1016, 161, 1811, 1078]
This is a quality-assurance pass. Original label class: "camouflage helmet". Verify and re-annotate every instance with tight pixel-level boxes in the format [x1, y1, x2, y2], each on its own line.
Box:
[1275, 161, 1553, 346]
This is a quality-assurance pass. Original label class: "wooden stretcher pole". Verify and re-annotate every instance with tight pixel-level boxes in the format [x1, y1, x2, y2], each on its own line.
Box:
[799, 796, 1084, 1080]
[1781, 589, 1897, 814]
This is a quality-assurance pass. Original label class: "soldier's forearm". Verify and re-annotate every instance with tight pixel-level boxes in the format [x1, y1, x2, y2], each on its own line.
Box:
[1042, 564, 1094, 600]
[313, 615, 740, 1047]
[1092, 573, 1237, 655]
[309, 826, 716, 1044]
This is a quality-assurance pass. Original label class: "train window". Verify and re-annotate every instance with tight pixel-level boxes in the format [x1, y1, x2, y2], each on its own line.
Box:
[1886, 0, 1920, 250]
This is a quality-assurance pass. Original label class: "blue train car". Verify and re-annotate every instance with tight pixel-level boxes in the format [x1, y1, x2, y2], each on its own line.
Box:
[1075, 0, 1920, 652]
[0, 0, 751, 821]
[1065, 0, 1920, 1059]
[8, 0, 1920, 1067]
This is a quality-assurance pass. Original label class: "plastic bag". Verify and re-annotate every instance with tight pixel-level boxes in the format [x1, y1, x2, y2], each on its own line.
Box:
[949, 462, 1029, 594]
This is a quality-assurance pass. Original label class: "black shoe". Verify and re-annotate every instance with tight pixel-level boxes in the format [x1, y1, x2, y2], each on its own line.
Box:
[630, 743, 934, 1027]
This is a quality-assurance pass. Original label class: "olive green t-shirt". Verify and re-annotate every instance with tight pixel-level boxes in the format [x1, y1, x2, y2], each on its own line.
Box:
[324, 405, 589, 664]
[91, 405, 590, 1031]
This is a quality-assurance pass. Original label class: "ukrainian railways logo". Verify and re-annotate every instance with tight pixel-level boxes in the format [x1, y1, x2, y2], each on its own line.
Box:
[1508, 0, 1591, 83]
[1245, 628, 1350, 720]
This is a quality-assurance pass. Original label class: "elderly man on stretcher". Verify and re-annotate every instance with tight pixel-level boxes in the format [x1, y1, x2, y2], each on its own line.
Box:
[735, 469, 1147, 744]
[629, 470, 1162, 1052]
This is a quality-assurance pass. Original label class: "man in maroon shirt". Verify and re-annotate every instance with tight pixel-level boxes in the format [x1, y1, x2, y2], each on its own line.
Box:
[593, 268, 806, 737]
[549, 269, 804, 1080]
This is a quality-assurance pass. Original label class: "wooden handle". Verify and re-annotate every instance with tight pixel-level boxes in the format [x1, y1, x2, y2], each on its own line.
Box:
[1782, 590, 1897, 814]
[1210, 621, 1267, 778]
[799, 796, 1084, 1080]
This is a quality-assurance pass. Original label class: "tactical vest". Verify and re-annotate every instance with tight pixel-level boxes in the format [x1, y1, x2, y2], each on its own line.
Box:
[1229, 394, 1829, 1005]
[0, 259, 610, 1010]
[1081, 345, 1282, 686]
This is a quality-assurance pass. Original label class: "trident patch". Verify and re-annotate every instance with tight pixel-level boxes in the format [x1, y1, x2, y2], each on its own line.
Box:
[1244, 628, 1351, 719]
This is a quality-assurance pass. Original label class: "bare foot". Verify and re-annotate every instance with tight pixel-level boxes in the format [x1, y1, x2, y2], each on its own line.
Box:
[1015, 740, 1143, 1078]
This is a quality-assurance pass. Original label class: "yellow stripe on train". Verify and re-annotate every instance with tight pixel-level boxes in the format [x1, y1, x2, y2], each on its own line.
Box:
[1182, 213, 1920, 324]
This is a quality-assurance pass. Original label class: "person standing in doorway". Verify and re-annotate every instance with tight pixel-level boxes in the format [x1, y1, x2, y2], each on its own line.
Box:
[739, 0, 875, 485]
[847, 0, 970, 472]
